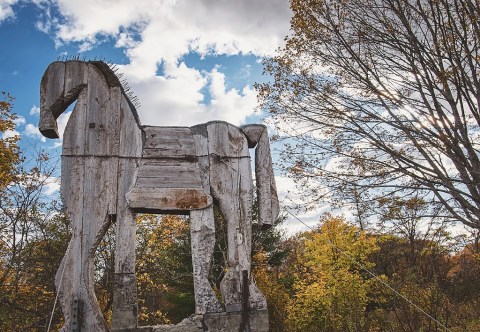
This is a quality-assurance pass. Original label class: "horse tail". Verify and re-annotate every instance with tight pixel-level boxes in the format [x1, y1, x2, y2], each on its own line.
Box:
[241, 124, 279, 228]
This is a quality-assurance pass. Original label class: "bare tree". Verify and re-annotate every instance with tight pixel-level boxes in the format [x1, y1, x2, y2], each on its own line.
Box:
[258, 0, 480, 229]
[0, 150, 67, 330]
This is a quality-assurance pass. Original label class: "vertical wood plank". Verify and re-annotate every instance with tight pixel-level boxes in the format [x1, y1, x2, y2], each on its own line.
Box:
[254, 128, 279, 228]
[112, 93, 142, 329]
[57, 156, 84, 330]
[84, 63, 111, 156]
[64, 61, 88, 100]
[62, 89, 87, 156]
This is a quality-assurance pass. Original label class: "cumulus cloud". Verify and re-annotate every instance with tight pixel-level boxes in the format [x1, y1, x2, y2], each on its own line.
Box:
[43, 176, 60, 196]
[30, 105, 40, 115]
[2, 129, 19, 139]
[273, 174, 330, 234]
[31, 0, 291, 126]
[13, 115, 25, 125]
[45, 0, 290, 61]
[123, 62, 258, 126]
[0, 0, 18, 22]
[25, 123, 46, 142]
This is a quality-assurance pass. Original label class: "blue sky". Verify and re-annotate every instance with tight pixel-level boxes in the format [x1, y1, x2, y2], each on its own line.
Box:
[0, 0, 323, 233]
[0, 0, 290, 145]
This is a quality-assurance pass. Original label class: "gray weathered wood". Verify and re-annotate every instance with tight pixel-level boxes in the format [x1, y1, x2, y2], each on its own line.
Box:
[112, 92, 143, 329]
[127, 187, 212, 211]
[40, 60, 278, 331]
[39, 62, 65, 138]
[241, 124, 280, 228]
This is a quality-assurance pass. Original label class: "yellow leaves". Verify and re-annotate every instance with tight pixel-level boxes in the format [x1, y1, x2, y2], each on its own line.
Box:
[135, 214, 194, 325]
[0, 92, 20, 192]
[282, 214, 380, 331]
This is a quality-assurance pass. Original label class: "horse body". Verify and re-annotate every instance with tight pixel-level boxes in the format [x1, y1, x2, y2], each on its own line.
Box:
[39, 60, 278, 331]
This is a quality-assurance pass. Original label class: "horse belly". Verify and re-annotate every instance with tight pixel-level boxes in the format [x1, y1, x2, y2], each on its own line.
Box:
[126, 126, 212, 213]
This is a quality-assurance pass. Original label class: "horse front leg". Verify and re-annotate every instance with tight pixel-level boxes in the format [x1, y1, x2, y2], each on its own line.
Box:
[112, 158, 139, 330]
[57, 156, 113, 331]
[209, 156, 268, 312]
[190, 208, 223, 314]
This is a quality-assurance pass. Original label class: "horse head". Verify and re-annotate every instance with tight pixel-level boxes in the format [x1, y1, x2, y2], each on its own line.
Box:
[39, 60, 133, 139]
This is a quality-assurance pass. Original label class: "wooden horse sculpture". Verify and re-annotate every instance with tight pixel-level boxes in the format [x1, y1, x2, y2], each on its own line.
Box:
[39, 60, 279, 331]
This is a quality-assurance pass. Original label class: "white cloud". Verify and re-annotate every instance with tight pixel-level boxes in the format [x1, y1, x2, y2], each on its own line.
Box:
[31, 0, 291, 127]
[272, 174, 331, 235]
[30, 105, 40, 115]
[43, 176, 60, 196]
[56, 110, 71, 138]
[123, 62, 257, 126]
[45, 0, 290, 60]
[2, 129, 19, 139]
[0, 0, 18, 22]
[24, 123, 46, 142]
[13, 115, 25, 125]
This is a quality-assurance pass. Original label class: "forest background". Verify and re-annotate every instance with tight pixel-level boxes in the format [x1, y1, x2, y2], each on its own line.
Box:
[2, 0, 480, 331]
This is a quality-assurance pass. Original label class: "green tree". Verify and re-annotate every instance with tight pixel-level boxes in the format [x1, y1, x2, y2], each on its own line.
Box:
[258, 0, 480, 230]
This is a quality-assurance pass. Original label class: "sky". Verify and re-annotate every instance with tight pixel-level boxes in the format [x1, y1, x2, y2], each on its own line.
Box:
[0, 0, 323, 233]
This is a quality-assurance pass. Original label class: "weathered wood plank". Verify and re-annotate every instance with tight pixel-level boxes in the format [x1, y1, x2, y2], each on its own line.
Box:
[254, 129, 279, 228]
[142, 148, 196, 158]
[137, 164, 200, 175]
[80, 156, 115, 330]
[207, 121, 249, 158]
[144, 137, 196, 149]
[107, 86, 122, 156]
[240, 124, 265, 148]
[112, 157, 139, 329]
[39, 62, 65, 138]
[143, 126, 193, 138]
[207, 122, 253, 311]
[190, 208, 222, 314]
[119, 95, 143, 158]
[57, 156, 84, 330]
[143, 127, 196, 156]
[64, 61, 88, 101]
[140, 159, 198, 167]
[84, 64, 112, 156]
[114, 157, 138, 274]
[135, 177, 204, 188]
[62, 90, 87, 156]
[126, 187, 212, 211]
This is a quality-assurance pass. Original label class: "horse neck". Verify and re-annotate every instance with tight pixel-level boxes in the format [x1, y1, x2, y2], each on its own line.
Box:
[61, 61, 142, 157]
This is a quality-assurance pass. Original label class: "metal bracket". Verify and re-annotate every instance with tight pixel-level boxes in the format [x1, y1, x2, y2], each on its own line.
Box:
[239, 270, 251, 332]
[71, 298, 83, 332]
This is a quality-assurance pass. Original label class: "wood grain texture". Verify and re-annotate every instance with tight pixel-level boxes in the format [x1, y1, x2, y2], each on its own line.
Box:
[40, 60, 278, 330]
[39, 62, 65, 138]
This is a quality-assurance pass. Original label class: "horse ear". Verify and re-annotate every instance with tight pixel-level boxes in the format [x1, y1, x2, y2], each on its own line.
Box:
[241, 124, 279, 228]
[39, 62, 65, 139]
